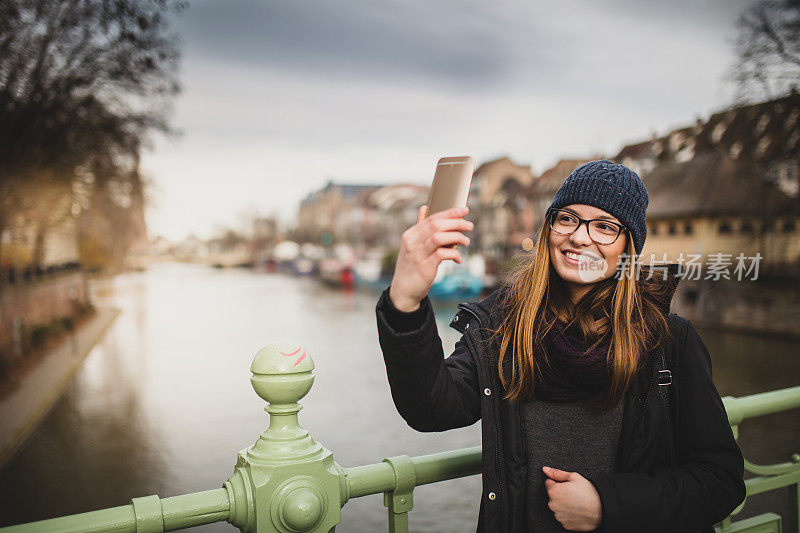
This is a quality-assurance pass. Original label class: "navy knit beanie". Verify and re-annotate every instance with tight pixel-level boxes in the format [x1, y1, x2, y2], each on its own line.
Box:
[548, 160, 649, 254]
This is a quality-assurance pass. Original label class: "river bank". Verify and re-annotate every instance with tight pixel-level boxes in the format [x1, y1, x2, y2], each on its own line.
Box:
[672, 274, 800, 339]
[0, 307, 119, 468]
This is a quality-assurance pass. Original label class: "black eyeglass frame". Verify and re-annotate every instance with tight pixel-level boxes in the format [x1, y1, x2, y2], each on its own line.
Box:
[547, 208, 627, 245]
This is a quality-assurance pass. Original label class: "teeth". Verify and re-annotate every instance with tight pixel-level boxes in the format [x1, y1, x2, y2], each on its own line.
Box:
[564, 251, 598, 261]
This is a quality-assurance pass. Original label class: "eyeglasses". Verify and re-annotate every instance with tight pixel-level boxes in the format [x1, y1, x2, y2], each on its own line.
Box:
[548, 208, 626, 245]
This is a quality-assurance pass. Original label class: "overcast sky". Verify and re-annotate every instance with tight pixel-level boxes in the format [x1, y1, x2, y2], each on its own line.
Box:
[142, 0, 758, 241]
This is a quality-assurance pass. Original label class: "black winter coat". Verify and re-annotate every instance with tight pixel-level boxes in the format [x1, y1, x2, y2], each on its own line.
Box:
[375, 286, 745, 533]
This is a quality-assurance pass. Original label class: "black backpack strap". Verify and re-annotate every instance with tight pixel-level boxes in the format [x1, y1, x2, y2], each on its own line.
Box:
[657, 342, 677, 466]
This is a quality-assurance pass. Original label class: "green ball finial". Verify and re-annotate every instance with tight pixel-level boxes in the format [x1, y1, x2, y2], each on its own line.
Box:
[281, 488, 324, 530]
[251, 342, 315, 405]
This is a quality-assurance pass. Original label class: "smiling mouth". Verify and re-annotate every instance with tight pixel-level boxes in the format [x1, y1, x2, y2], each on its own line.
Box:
[562, 250, 601, 262]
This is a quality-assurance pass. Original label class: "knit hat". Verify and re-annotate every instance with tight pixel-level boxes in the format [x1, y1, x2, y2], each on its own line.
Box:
[547, 160, 649, 254]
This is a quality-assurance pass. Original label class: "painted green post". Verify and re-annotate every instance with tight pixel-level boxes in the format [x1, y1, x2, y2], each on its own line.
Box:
[224, 342, 344, 532]
[789, 454, 800, 533]
[382, 455, 416, 533]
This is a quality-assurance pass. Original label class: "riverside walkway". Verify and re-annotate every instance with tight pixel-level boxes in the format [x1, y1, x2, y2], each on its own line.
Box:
[1, 341, 798, 533]
[0, 307, 119, 468]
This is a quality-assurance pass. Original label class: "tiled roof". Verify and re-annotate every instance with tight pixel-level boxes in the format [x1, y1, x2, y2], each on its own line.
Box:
[616, 139, 655, 161]
[644, 151, 799, 218]
[474, 156, 514, 176]
[534, 159, 593, 192]
[616, 93, 800, 166]
[615, 92, 800, 219]
[301, 181, 380, 204]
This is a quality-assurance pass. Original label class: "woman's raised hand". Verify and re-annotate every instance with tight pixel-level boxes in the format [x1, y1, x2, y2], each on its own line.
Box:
[388, 205, 473, 312]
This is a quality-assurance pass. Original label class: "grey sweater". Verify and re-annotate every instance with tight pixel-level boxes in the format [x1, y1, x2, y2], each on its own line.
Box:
[522, 397, 624, 532]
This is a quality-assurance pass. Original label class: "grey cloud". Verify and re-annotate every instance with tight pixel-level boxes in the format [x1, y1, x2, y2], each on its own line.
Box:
[176, 0, 759, 95]
[177, 0, 527, 87]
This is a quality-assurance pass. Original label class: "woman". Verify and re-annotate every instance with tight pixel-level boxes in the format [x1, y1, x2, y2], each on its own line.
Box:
[375, 160, 745, 532]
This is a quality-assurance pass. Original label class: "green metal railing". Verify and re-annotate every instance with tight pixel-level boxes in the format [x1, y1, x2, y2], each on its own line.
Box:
[1, 342, 798, 533]
[718, 389, 800, 533]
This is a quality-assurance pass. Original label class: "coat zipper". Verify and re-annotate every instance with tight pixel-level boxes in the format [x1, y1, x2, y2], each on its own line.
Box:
[622, 360, 659, 464]
[492, 393, 507, 521]
[640, 361, 659, 422]
[458, 304, 507, 520]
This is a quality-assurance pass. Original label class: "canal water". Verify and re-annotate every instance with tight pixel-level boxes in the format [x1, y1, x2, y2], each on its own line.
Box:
[0, 263, 798, 531]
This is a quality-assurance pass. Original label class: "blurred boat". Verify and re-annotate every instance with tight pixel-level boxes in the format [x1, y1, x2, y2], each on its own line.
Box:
[318, 258, 354, 288]
[429, 255, 485, 300]
[291, 256, 316, 276]
[354, 254, 391, 292]
[429, 269, 483, 300]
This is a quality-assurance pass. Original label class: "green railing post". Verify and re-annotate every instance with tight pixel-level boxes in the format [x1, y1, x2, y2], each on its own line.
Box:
[381, 455, 416, 533]
[789, 480, 800, 533]
[718, 388, 800, 533]
[223, 342, 344, 532]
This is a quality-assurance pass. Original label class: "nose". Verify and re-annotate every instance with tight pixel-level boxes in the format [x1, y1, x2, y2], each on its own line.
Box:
[569, 221, 593, 246]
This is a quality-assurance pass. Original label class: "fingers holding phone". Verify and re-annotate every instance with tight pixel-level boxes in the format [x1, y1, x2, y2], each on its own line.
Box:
[419, 206, 473, 259]
[389, 205, 473, 312]
[389, 156, 475, 312]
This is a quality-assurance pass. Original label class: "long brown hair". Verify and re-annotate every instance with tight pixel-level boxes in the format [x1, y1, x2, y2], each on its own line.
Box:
[490, 224, 671, 411]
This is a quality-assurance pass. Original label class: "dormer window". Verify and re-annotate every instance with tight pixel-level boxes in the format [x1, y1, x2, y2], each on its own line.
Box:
[787, 109, 799, 130]
[756, 136, 771, 157]
[712, 122, 726, 143]
[652, 141, 664, 156]
[772, 160, 800, 197]
[729, 142, 743, 159]
[755, 113, 770, 136]
[669, 132, 686, 153]
[786, 131, 799, 151]
[675, 138, 696, 163]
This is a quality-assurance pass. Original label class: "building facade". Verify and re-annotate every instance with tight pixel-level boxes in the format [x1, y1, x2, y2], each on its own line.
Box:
[615, 93, 800, 267]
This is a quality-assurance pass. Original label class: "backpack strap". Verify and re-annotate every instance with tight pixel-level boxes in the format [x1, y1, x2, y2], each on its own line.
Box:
[657, 324, 678, 465]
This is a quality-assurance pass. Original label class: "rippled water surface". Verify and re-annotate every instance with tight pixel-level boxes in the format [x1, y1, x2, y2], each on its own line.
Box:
[0, 263, 798, 531]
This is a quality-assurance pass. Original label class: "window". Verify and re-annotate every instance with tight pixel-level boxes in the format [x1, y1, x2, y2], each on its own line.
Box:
[675, 139, 696, 162]
[740, 220, 754, 234]
[755, 113, 770, 135]
[756, 136, 771, 157]
[718, 221, 732, 234]
[787, 131, 800, 151]
[649, 223, 658, 236]
[787, 109, 799, 130]
[783, 219, 797, 233]
[668, 224, 677, 235]
[669, 132, 686, 153]
[711, 122, 726, 143]
[684, 222, 693, 235]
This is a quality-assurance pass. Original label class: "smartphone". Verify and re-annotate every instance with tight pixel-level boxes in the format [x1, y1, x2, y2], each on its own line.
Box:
[426, 156, 475, 217]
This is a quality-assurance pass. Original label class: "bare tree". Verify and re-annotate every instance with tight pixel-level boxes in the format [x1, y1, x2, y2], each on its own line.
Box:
[0, 0, 184, 270]
[730, 0, 800, 101]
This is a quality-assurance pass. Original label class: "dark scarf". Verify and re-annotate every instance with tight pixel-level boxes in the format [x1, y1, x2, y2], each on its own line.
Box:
[533, 318, 612, 402]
